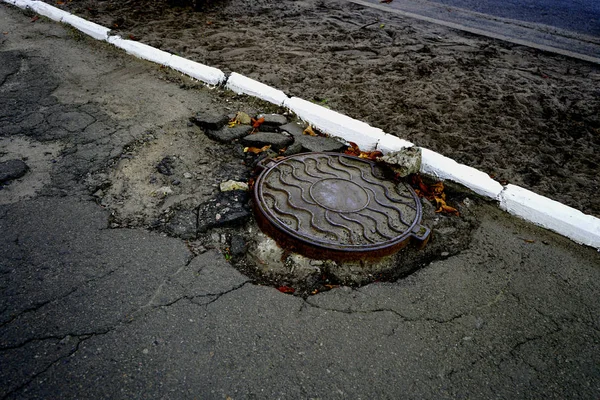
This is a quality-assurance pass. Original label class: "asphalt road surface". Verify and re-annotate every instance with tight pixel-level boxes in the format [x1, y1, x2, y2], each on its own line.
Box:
[427, 0, 600, 37]
[1, 4, 600, 399]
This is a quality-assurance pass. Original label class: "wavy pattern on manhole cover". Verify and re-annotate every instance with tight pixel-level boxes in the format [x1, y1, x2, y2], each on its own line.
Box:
[253, 153, 430, 260]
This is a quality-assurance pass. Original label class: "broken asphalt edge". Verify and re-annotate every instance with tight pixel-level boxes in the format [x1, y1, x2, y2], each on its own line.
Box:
[3, 0, 599, 250]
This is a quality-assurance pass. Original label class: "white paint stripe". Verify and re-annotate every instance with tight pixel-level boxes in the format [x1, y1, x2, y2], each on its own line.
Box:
[61, 13, 110, 41]
[226, 72, 288, 106]
[420, 148, 504, 199]
[109, 36, 172, 66]
[499, 184, 600, 248]
[2, 0, 598, 249]
[168, 55, 225, 86]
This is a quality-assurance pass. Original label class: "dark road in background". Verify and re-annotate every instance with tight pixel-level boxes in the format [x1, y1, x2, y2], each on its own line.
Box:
[427, 0, 600, 36]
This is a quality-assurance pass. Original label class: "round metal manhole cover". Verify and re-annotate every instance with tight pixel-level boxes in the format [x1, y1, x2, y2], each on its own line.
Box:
[253, 153, 430, 260]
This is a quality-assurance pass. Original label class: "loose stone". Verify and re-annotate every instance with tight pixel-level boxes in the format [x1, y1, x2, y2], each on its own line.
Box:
[190, 112, 229, 131]
[205, 125, 253, 143]
[242, 132, 293, 152]
[0, 159, 29, 183]
[256, 113, 288, 126]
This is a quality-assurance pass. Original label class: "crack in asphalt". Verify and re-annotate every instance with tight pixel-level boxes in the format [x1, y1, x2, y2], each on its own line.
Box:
[0, 263, 128, 334]
[0, 253, 253, 397]
[302, 298, 469, 325]
[0, 329, 113, 400]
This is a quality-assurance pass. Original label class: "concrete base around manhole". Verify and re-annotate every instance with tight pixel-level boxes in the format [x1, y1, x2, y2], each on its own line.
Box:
[235, 192, 478, 295]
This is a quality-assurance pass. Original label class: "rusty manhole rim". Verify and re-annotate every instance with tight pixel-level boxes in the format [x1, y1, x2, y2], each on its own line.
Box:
[253, 152, 430, 260]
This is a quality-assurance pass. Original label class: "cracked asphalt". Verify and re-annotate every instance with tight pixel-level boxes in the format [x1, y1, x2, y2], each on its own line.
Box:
[1, 4, 599, 399]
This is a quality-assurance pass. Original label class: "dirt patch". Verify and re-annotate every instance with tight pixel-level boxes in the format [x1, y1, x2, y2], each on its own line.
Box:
[90, 108, 478, 295]
[40, 0, 600, 217]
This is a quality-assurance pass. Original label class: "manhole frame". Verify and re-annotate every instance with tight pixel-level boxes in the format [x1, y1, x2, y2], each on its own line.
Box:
[252, 152, 430, 261]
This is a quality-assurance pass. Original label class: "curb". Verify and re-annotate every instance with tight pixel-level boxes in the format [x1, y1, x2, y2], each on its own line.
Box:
[3, 0, 599, 250]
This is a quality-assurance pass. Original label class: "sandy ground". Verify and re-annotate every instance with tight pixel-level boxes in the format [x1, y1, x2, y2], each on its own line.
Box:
[40, 0, 600, 217]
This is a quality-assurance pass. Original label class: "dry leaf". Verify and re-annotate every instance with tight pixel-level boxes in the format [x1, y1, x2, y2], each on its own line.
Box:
[344, 142, 383, 160]
[359, 150, 383, 160]
[277, 286, 295, 294]
[31, 15, 39, 22]
[243, 145, 271, 154]
[251, 117, 265, 129]
[412, 174, 459, 216]
[303, 126, 318, 136]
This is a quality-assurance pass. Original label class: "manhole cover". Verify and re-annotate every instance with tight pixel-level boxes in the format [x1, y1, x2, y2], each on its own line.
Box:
[253, 153, 430, 260]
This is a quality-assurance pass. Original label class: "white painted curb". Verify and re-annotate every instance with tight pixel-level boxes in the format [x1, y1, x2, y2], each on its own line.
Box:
[29, 0, 69, 21]
[61, 13, 110, 41]
[169, 55, 225, 86]
[284, 97, 414, 152]
[226, 72, 288, 106]
[499, 185, 600, 248]
[109, 36, 172, 66]
[3, 0, 599, 250]
[5, 0, 29, 9]
[421, 148, 504, 199]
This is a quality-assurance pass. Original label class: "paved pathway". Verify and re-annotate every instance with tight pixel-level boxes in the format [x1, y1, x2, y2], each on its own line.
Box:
[423, 0, 600, 37]
[350, 0, 600, 62]
[1, 5, 599, 399]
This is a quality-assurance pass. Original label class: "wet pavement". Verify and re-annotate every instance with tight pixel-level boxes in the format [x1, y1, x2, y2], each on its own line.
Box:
[1, 4, 599, 399]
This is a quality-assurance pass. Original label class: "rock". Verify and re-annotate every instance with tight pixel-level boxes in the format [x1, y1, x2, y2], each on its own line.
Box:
[156, 156, 175, 176]
[230, 235, 246, 256]
[282, 141, 304, 156]
[190, 112, 229, 131]
[296, 135, 346, 153]
[0, 159, 29, 183]
[234, 112, 252, 125]
[183, 172, 193, 179]
[242, 132, 293, 152]
[220, 180, 249, 192]
[377, 147, 421, 177]
[256, 113, 288, 126]
[205, 125, 253, 143]
[155, 186, 173, 197]
[164, 209, 198, 240]
[197, 190, 251, 233]
[280, 121, 306, 137]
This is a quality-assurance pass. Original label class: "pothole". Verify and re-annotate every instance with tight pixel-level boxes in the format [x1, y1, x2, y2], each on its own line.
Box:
[88, 109, 480, 296]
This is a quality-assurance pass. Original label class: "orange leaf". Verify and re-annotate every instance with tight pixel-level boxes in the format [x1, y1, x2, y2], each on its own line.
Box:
[251, 117, 265, 129]
[359, 150, 383, 160]
[31, 15, 39, 22]
[413, 174, 459, 216]
[277, 286, 295, 294]
[303, 126, 318, 136]
[243, 145, 271, 154]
